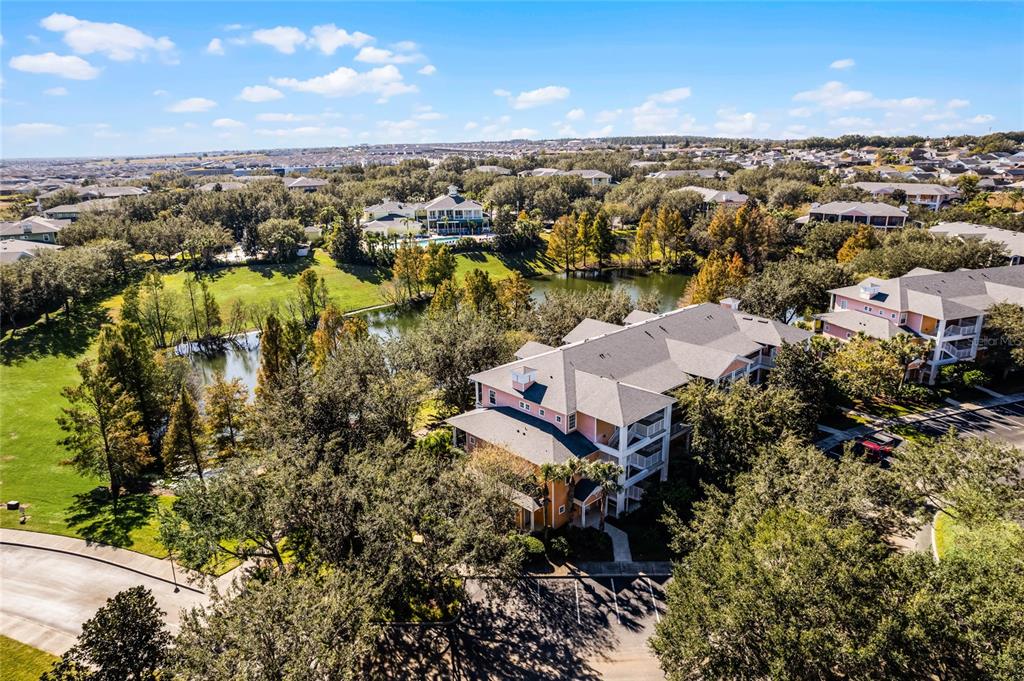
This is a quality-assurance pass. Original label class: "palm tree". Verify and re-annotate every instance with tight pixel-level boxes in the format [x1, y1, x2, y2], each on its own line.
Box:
[589, 462, 624, 531]
[560, 457, 587, 524]
[538, 462, 563, 539]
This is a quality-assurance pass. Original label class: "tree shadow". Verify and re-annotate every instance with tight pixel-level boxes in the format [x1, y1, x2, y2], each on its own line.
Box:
[245, 256, 315, 280]
[338, 262, 388, 285]
[0, 302, 109, 366]
[64, 487, 159, 549]
[496, 246, 559, 278]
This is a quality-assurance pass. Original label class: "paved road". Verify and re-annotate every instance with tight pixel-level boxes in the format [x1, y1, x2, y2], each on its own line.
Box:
[906, 401, 1024, 447]
[0, 543, 207, 655]
[376, 574, 668, 680]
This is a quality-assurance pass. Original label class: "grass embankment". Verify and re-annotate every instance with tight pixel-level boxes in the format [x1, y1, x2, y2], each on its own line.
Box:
[933, 510, 1023, 560]
[0, 247, 556, 557]
[0, 635, 58, 681]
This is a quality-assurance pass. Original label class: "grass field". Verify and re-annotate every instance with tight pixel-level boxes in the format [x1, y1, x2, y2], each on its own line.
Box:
[1, 635, 58, 681]
[0, 246, 557, 557]
[934, 510, 1023, 560]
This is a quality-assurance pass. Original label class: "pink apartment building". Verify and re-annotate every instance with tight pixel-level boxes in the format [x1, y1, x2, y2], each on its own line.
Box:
[448, 302, 811, 531]
[818, 265, 1024, 383]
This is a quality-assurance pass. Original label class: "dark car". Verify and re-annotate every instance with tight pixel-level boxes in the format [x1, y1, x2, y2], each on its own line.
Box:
[854, 432, 898, 462]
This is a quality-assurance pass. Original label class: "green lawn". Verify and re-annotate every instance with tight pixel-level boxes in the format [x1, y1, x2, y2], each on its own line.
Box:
[1, 635, 58, 681]
[934, 510, 1023, 560]
[0, 246, 557, 557]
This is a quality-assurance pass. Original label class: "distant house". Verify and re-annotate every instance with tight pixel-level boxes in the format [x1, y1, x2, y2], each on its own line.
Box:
[565, 169, 612, 187]
[198, 181, 246, 192]
[475, 165, 512, 175]
[819, 266, 1024, 383]
[929, 222, 1024, 265]
[853, 182, 959, 210]
[675, 185, 748, 210]
[42, 198, 119, 222]
[0, 238, 62, 264]
[38, 185, 146, 201]
[424, 185, 488, 235]
[362, 215, 425, 237]
[517, 167, 564, 178]
[362, 199, 425, 223]
[801, 201, 908, 229]
[284, 177, 328, 192]
[647, 169, 731, 180]
[0, 216, 68, 244]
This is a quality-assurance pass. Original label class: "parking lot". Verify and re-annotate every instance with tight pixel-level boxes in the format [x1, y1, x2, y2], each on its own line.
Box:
[906, 401, 1024, 447]
[375, 574, 669, 680]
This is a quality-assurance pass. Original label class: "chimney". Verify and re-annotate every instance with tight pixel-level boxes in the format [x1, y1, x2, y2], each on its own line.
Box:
[511, 366, 537, 392]
[859, 283, 880, 299]
[447, 184, 460, 197]
[719, 297, 741, 311]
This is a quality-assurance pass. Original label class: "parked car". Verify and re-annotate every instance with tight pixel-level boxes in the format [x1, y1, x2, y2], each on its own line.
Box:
[854, 432, 899, 462]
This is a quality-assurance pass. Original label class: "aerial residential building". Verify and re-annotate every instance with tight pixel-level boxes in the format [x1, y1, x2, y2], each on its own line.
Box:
[928, 222, 1024, 265]
[565, 169, 613, 186]
[675, 185, 748, 210]
[853, 182, 959, 210]
[448, 302, 811, 530]
[424, 185, 488, 234]
[475, 165, 512, 175]
[41, 198, 119, 222]
[647, 168, 732, 180]
[800, 201, 908, 228]
[284, 177, 329, 192]
[819, 266, 1024, 383]
[0, 216, 68, 244]
[0, 238, 62, 264]
[517, 167, 564, 177]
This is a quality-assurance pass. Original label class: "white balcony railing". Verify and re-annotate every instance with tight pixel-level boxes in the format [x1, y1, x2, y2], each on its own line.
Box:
[628, 450, 662, 470]
[943, 324, 978, 338]
[942, 344, 974, 359]
[629, 419, 665, 440]
[627, 486, 645, 502]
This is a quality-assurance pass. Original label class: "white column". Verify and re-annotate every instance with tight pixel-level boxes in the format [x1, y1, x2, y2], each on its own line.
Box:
[968, 315, 983, 360]
[616, 424, 628, 514]
[929, 319, 947, 384]
[660, 405, 671, 482]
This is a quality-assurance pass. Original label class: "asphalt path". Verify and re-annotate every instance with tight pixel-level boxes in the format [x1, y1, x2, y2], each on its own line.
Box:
[906, 401, 1024, 448]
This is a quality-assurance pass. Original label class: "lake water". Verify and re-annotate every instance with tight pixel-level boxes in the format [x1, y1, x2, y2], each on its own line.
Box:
[190, 270, 691, 388]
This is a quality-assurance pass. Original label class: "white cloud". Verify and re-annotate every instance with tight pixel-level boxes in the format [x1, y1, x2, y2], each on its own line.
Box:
[830, 58, 855, 70]
[793, 81, 934, 111]
[354, 46, 420, 64]
[788, 107, 813, 118]
[947, 98, 970, 109]
[40, 13, 175, 62]
[595, 109, 622, 124]
[565, 108, 585, 121]
[4, 122, 68, 136]
[414, 109, 445, 121]
[969, 114, 995, 124]
[502, 85, 570, 110]
[237, 85, 284, 102]
[167, 97, 217, 113]
[464, 121, 479, 131]
[308, 24, 373, 54]
[782, 124, 809, 138]
[251, 26, 306, 54]
[148, 126, 176, 134]
[554, 122, 578, 137]
[509, 128, 539, 138]
[418, 64, 437, 76]
[152, 89, 168, 96]
[206, 38, 225, 56]
[9, 52, 99, 80]
[270, 65, 416, 100]
[212, 117, 244, 128]
[377, 118, 423, 139]
[587, 125, 614, 138]
[257, 112, 317, 122]
[254, 126, 349, 138]
[225, 24, 245, 31]
[647, 87, 691, 104]
[714, 108, 761, 136]
[392, 40, 418, 52]
[43, 86, 68, 96]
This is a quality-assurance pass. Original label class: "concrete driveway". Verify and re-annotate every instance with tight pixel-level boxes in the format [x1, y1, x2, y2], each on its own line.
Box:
[0, 542, 207, 655]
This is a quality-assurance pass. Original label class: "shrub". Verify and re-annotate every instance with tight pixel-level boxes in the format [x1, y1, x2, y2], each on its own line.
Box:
[519, 534, 545, 555]
[548, 536, 570, 563]
[962, 369, 987, 388]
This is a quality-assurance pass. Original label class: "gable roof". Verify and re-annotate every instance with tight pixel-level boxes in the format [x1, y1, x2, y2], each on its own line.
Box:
[808, 201, 908, 218]
[447, 407, 596, 466]
[562, 318, 624, 344]
[817, 310, 909, 339]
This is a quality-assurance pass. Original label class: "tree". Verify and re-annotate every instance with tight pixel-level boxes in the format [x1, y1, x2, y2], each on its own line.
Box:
[633, 207, 655, 268]
[655, 206, 685, 268]
[421, 243, 457, 293]
[768, 341, 837, 427]
[675, 379, 810, 485]
[162, 384, 208, 483]
[462, 268, 498, 313]
[547, 215, 579, 272]
[534, 185, 569, 221]
[740, 258, 852, 322]
[685, 251, 747, 305]
[591, 211, 615, 269]
[138, 270, 180, 348]
[652, 508, 920, 681]
[892, 430, 1024, 526]
[576, 211, 596, 268]
[803, 220, 857, 261]
[43, 586, 170, 681]
[295, 269, 329, 327]
[497, 270, 533, 316]
[979, 302, 1024, 378]
[391, 241, 425, 302]
[828, 334, 906, 403]
[58, 359, 152, 504]
[257, 218, 304, 262]
[96, 320, 167, 453]
[957, 174, 981, 202]
[837, 223, 880, 263]
[182, 275, 222, 342]
[203, 372, 249, 458]
[588, 460, 624, 530]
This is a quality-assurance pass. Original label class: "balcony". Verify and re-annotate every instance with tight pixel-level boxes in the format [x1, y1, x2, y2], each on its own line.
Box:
[626, 486, 645, 502]
[628, 442, 663, 471]
[942, 343, 974, 360]
[943, 323, 978, 338]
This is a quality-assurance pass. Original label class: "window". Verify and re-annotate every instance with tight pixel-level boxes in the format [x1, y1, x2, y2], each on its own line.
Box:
[519, 401, 531, 412]
[568, 413, 576, 431]
[475, 382, 482, 404]
[864, 306, 872, 312]
[539, 408, 545, 416]
[468, 436, 476, 446]
[838, 299, 848, 310]
[555, 415, 562, 424]
[488, 389, 496, 405]
[558, 505, 566, 515]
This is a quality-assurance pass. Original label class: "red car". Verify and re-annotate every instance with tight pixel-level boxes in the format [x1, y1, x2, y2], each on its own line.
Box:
[854, 433, 898, 462]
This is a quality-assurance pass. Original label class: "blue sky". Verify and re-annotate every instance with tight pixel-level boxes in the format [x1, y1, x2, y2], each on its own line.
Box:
[2, 2, 1022, 158]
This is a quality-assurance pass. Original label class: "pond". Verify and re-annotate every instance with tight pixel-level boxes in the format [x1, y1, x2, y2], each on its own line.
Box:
[189, 269, 691, 390]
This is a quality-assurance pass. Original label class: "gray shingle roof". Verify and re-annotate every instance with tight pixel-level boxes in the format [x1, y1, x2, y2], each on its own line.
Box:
[817, 310, 909, 339]
[562, 318, 624, 344]
[809, 201, 908, 218]
[447, 407, 596, 466]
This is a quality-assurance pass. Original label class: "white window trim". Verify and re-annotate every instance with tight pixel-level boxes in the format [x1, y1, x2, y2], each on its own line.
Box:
[539, 408, 545, 416]
[555, 415, 562, 423]
[558, 505, 566, 515]
[488, 389, 496, 405]
[519, 401, 531, 412]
